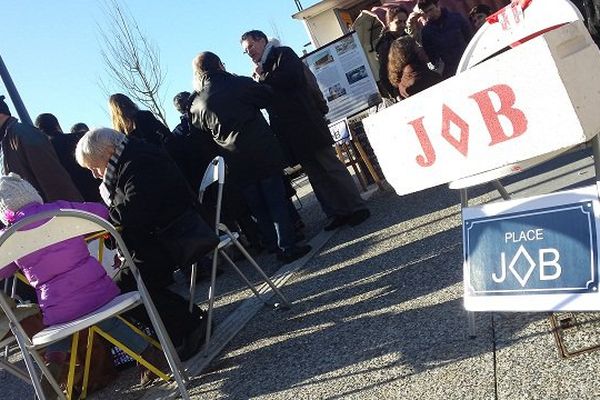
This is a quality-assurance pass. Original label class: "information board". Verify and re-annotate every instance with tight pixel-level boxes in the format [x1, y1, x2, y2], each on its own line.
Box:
[303, 32, 381, 123]
[463, 185, 600, 312]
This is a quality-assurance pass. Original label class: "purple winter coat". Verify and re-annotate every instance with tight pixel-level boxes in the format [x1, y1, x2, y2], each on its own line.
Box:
[0, 201, 120, 326]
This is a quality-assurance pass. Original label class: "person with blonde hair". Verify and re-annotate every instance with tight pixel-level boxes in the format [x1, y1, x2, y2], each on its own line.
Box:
[108, 93, 170, 147]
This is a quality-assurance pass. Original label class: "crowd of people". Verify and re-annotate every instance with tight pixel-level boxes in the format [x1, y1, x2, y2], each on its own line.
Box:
[375, 0, 499, 104]
[4, 0, 600, 396]
[0, 23, 374, 396]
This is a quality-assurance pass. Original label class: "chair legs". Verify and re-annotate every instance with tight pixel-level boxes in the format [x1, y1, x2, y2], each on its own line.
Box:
[189, 262, 198, 313]
[11, 326, 65, 400]
[228, 233, 290, 308]
[135, 278, 190, 399]
[0, 357, 31, 383]
[65, 331, 80, 399]
[219, 250, 266, 301]
[201, 232, 293, 351]
[18, 340, 47, 400]
[204, 248, 220, 350]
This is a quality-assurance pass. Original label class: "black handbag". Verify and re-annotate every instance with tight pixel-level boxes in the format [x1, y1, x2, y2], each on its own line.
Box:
[155, 208, 219, 268]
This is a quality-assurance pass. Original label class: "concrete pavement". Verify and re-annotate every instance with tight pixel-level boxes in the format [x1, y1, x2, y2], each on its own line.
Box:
[130, 147, 600, 399]
[3, 147, 600, 399]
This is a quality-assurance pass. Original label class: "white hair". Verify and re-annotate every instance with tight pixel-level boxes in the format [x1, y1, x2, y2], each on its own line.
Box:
[75, 127, 125, 167]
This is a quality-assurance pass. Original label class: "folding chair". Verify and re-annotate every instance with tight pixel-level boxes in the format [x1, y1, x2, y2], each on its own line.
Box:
[189, 156, 291, 348]
[0, 209, 190, 400]
[0, 334, 31, 383]
[0, 274, 40, 384]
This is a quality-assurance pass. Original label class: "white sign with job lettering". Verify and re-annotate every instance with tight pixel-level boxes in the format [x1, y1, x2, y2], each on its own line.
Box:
[363, 21, 600, 196]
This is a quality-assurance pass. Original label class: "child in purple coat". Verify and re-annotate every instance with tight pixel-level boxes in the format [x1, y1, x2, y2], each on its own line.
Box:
[0, 173, 164, 388]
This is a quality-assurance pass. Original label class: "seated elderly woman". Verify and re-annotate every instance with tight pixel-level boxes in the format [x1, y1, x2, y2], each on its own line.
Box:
[388, 35, 442, 100]
[75, 127, 217, 361]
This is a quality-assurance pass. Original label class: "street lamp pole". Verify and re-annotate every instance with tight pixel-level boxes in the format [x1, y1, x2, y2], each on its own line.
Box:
[0, 54, 32, 126]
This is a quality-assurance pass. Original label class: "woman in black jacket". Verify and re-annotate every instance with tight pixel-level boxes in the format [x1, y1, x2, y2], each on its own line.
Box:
[75, 127, 214, 360]
[109, 93, 170, 147]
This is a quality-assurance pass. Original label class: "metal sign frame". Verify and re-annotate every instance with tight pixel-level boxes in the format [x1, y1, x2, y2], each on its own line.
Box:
[463, 184, 600, 311]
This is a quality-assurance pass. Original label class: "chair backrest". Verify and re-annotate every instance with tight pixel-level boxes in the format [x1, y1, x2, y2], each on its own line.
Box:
[198, 156, 226, 233]
[0, 209, 123, 270]
[198, 156, 225, 201]
[0, 209, 139, 347]
[0, 208, 191, 399]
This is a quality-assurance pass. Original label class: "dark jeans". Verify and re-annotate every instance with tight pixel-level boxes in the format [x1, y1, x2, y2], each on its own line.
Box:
[239, 174, 296, 251]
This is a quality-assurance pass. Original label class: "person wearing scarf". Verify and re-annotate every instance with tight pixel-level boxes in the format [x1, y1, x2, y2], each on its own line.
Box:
[240, 30, 370, 231]
[75, 128, 209, 361]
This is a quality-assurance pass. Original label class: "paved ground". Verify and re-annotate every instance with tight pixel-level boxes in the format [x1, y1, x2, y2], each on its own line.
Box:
[4, 147, 600, 399]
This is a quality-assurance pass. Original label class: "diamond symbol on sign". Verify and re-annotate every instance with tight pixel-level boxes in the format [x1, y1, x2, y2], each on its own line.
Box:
[441, 104, 470, 156]
[507, 245, 536, 287]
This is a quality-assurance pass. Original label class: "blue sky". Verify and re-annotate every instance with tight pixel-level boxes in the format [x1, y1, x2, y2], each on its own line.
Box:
[2, 1, 318, 131]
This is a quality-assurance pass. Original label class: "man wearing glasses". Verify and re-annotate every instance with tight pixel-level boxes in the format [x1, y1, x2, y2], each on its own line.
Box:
[240, 30, 370, 232]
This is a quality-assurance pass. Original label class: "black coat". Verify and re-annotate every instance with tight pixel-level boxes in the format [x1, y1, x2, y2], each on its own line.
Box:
[259, 46, 333, 165]
[166, 119, 220, 191]
[190, 70, 284, 183]
[50, 132, 103, 203]
[109, 139, 197, 279]
[131, 110, 171, 147]
[572, 0, 600, 47]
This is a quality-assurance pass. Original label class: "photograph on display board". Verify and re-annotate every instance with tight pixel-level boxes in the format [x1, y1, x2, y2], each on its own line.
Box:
[326, 83, 347, 101]
[334, 35, 357, 55]
[314, 52, 335, 70]
[346, 66, 368, 85]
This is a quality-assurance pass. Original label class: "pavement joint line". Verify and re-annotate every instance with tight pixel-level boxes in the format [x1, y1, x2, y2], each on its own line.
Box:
[138, 187, 378, 400]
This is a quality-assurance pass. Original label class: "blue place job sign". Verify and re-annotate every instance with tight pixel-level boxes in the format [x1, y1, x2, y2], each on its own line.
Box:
[463, 186, 600, 311]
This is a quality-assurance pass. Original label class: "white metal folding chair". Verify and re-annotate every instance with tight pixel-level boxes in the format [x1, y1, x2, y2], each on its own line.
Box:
[0, 276, 32, 384]
[0, 209, 190, 400]
[189, 156, 291, 348]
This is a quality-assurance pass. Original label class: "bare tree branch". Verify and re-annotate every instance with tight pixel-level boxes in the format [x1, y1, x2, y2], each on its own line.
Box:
[97, 0, 168, 127]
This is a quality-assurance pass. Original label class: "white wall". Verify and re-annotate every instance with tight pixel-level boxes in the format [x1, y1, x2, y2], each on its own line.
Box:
[304, 9, 346, 48]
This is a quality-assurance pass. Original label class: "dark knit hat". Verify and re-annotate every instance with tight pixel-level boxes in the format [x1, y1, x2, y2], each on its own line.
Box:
[0, 95, 10, 116]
